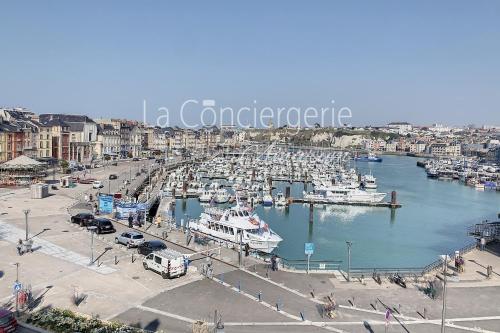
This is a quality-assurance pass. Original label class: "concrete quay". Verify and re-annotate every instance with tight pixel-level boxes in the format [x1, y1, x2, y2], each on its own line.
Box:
[1, 159, 500, 333]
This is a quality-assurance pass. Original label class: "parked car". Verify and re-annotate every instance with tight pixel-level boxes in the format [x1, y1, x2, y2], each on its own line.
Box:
[109, 174, 118, 180]
[0, 308, 17, 333]
[79, 178, 96, 184]
[137, 240, 167, 255]
[115, 231, 145, 248]
[111, 162, 118, 166]
[92, 180, 103, 189]
[71, 213, 94, 227]
[88, 218, 115, 234]
[142, 249, 186, 279]
[132, 157, 139, 161]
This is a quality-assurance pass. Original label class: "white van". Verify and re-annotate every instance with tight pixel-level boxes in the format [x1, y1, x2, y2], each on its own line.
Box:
[142, 249, 187, 279]
[92, 181, 103, 189]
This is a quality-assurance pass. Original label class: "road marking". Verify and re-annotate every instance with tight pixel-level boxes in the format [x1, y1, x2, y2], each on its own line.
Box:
[0, 221, 115, 274]
[211, 275, 303, 321]
[241, 267, 324, 304]
[136, 305, 196, 323]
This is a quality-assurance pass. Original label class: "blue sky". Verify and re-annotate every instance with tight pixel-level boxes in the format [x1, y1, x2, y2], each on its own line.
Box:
[1, 1, 499, 127]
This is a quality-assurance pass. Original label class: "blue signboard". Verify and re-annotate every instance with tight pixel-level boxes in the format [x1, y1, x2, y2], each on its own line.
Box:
[99, 195, 114, 214]
[305, 243, 314, 255]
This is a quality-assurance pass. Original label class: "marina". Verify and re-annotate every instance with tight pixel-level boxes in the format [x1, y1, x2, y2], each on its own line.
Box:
[163, 153, 499, 269]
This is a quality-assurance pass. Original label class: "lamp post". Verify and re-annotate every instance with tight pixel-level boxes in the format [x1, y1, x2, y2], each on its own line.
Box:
[23, 209, 30, 241]
[88, 226, 97, 265]
[346, 241, 352, 282]
[440, 255, 449, 333]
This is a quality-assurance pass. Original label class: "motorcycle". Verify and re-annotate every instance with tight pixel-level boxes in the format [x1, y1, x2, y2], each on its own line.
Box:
[389, 273, 407, 288]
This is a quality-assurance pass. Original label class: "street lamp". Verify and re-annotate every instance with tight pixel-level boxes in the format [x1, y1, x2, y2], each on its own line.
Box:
[440, 254, 450, 333]
[346, 241, 352, 282]
[23, 209, 30, 241]
[88, 226, 97, 265]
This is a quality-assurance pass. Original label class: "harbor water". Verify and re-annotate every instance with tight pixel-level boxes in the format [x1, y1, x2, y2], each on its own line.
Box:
[175, 155, 499, 269]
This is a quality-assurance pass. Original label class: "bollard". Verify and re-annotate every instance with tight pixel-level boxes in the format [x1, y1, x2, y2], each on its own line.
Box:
[300, 312, 305, 321]
[391, 191, 397, 206]
[238, 281, 241, 292]
[114, 256, 118, 265]
[220, 273, 224, 284]
[374, 300, 378, 310]
[258, 291, 262, 302]
[423, 307, 427, 319]
[276, 300, 280, 312]
[131, 253, 135, 263]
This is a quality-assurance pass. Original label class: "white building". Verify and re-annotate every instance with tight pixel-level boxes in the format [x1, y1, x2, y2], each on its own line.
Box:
[387, 122, 413, 134]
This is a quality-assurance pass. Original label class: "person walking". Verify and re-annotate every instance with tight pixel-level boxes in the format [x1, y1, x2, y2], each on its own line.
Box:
[17, 239, 23, 256]
[128, 214, 133, 228]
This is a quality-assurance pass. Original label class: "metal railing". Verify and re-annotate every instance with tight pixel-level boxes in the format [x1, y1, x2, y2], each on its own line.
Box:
[422, 241, 477, 274]
[280, 258, 342, 271]
[348, 267, 424, 278]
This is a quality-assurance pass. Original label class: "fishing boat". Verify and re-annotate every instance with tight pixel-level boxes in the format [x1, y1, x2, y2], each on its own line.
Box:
[354, 152, 383, 162]
[274, 191, 287, 206]
[262, 194, 273, 206]
[190, 201, 283, 253]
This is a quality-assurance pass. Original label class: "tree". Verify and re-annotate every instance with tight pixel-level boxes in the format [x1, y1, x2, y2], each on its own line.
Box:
[59, 160, 69, 171]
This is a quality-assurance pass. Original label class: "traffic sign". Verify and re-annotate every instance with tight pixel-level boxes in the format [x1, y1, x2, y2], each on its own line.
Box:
[304, 243, 314, 255]
[13, 282, 22, 292]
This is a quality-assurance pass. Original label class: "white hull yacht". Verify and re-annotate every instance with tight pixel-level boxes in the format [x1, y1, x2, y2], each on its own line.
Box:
[190, 202, 283, 253]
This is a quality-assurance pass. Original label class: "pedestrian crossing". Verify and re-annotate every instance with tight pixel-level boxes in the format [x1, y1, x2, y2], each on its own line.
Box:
[0, 221, 115, 275]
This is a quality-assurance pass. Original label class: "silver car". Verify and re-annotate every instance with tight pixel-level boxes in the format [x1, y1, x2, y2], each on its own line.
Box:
[115, 231, 145, 248]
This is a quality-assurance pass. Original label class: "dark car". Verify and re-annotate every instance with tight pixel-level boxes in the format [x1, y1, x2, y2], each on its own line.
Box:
[132, 157, 139, 161]
[88, 218, 115, 234]
[111, 162, 118, 166]
[109, 174, 118, 180]
[0, 308, 17, 333]
[137, 240, 167, 255]
[71, 213, 94, 227]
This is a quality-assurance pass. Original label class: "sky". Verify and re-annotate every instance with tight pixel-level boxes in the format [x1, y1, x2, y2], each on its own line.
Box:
[1, 1, 499, 127]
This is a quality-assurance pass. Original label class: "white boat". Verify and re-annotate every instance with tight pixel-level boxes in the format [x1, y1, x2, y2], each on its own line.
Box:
[262, 194, 273, 206]
[274, 191, 287, 206]
[199, 190, 215, 203]
[302, 191, 327, 202]
[315, 185, 386, 204]
[362, 174, 377, 189]
[214, 188, 230, 204]
[190, 202, 283, 253]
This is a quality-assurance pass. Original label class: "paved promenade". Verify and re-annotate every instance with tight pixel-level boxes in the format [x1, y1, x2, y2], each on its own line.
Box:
[1, 160, 500, 333]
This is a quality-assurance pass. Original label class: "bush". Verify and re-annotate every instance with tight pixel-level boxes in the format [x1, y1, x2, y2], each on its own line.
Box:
[27, 308, 150, 333]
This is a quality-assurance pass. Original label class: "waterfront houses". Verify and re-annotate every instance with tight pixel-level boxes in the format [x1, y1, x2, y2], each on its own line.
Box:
[1, 107, 499, 165]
